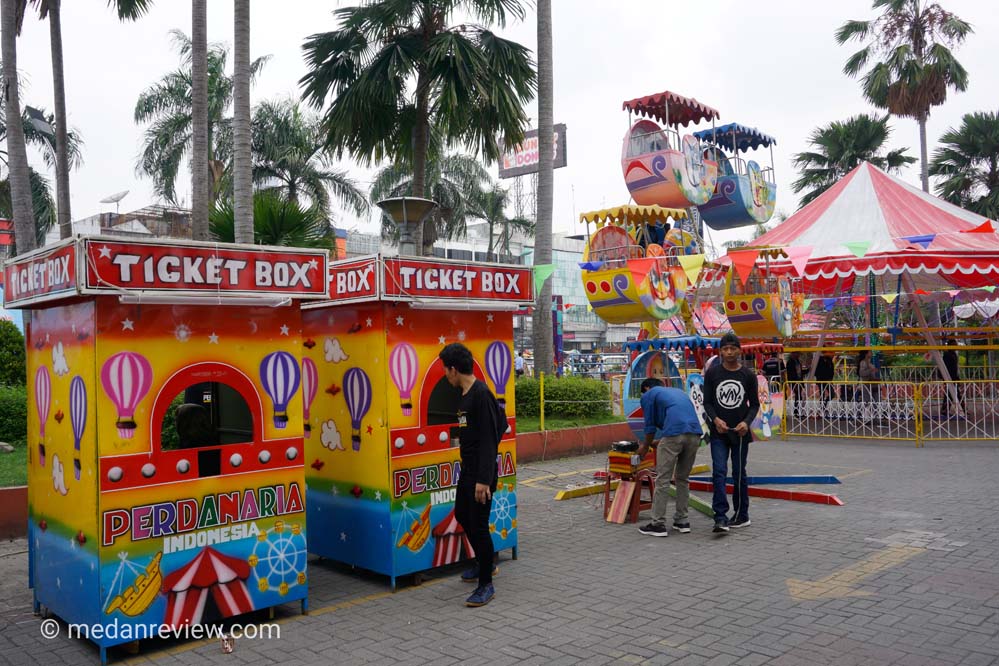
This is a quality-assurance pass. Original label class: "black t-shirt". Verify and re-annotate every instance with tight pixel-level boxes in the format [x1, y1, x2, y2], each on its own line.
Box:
[786, 356, 803, 382]
[761, 357, 783, 378]
[815, 356, 835, 381]
[457, 379, 502, 490]
[703, 363, 760, 438]
[943, 350, 959, 381]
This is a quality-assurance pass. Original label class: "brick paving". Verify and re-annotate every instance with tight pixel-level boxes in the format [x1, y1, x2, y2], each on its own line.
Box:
[1, 436, 999, 664]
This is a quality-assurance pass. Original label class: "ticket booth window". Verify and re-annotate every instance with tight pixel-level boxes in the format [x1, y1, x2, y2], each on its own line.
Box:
[160, 381, 253, 477]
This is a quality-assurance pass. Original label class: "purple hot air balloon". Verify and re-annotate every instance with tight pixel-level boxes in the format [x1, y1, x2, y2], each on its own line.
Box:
[100, 352, 154, 439]
[343, 368, 371, 451]
[35, 366, 51, 467]
[389, 343, 419, 415]
[485, 341, 512, 407]
[302, 358, 318, 438]
[260, 351, 301, 429]
[70, 376, 86, 481]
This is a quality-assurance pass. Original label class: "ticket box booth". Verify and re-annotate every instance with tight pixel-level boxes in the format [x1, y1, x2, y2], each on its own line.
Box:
[301, 255, 532, 589]
[3, 237, 328, 663]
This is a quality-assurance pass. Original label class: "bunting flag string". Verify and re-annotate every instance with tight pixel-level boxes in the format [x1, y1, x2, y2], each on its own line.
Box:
[843, 240, 872, 258]
[901, 234, 936, 249]
[677, 253, 706, 286]
[532, 264, 556, 299]
[785, 245, 813, 277]
[727, 249, 760, 287]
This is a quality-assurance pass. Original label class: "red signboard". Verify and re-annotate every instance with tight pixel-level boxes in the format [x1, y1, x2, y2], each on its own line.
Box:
[83, 239, 328, 297]
[382, 257, 532, 303]
[327, 256, 379, 302]
[3, 241, 77, 307]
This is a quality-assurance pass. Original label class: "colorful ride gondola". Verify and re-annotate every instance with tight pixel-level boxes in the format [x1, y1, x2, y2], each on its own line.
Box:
[621, 90, 720, 209]
[722, 248, 804, 339]
[693, 123, 778, 230]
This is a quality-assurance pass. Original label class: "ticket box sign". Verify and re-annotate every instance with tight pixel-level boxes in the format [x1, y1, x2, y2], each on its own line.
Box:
[3, 241, 78, 307]
[381, 257, 532, 303]
[327, 255, 380, 303]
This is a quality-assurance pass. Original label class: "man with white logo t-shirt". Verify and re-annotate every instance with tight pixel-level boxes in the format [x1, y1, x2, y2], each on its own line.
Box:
[703, 332, 759, 533]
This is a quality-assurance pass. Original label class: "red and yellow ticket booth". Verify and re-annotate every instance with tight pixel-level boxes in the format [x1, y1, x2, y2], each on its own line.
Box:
[3, 237, 328, 663]
[302, 255, 532, 589]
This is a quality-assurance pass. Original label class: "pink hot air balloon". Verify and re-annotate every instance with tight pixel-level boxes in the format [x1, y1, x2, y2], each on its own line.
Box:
[35, 366, 51, 467]
[100, 352, 154, 439]
[302, 358, 318, 438]
[389, 343, 419, 416]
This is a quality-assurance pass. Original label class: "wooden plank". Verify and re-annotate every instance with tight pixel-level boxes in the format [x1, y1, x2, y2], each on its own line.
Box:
[606, 480, 637, 523]
[687, 480, 844, 506]
[688, 475, 841, 485]
[555, 480, 618, 501]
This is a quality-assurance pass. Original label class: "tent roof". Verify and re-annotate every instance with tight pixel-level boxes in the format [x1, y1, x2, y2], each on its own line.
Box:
[621, 90, 719, 128]
[752, 162, 999, 293]
[162, 546, 250, 592]
[693, 123, 776, 152]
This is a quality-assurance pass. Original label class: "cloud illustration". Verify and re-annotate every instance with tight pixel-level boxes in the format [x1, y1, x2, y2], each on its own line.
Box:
[324, 338, 349, 363]
[52, 454, 68, 495]
[52, 342, 69, 376]
[321, 420, 344, 451]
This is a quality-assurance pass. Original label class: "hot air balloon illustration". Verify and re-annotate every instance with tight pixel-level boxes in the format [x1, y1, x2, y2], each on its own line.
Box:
[70, 376, 87, 481]
[388, 343, 419, 416]
[35, 366, 51, 467]
[343, 368, 371, 451]
[485, 341, 512, 408]
[100, 352, 154, 439]
[301, 358, 318, 438]
[260, 351, 301, 429]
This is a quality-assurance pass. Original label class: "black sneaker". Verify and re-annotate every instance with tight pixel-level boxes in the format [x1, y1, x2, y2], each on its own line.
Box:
[730, 516, 751, 528]
[713, 519, 729, 533]
[672, 522, 691, 533]
[638, 523, 669, 537]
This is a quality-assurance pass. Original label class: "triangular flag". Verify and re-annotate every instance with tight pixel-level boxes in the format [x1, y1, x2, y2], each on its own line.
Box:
[532, 264, 556, 298]
[881, 293, 898, 304]
[984, 286, 996, 293]
[677, 254, 705, 285]
[785, 245, 813, 277]
[578, 261, 604, 271]
[802, 298, 813, 311]
[913, 289, 930, 295]
[843, 241, 871, 258]
[626, 257, 659, 290]
[946, 290, 960, 299]
[901, 234, 935, 249]
[586, 303, 594, 312]
[960, 220, 995, 233]
[851, 295, 867, 305]
[823, 298, 837, 311]
[727, 249, 759, 287]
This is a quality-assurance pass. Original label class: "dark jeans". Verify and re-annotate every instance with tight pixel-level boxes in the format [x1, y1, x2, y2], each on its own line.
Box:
[454, 480, 494, 586]
[710, 434, 750, 521]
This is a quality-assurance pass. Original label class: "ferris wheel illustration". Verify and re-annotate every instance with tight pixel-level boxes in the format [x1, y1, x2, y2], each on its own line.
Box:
[489, 482, 517, 539]
[249, 521, 307, 596]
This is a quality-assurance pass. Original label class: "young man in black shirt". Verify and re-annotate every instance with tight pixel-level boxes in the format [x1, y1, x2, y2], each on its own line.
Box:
[703, 332, 759, 533]
[439, 343, 504, 607]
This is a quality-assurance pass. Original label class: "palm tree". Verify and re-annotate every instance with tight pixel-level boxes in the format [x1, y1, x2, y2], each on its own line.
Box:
[475, 183, 534, 260]
[133, 30, 268, 210]
[2, 0, 37, 253]
[232, 0, 251, 244]
[792, 114, 916, 207]
[929, 111, 999, 219]
[836, 0, 973, 192]
[300, 0, 536, 255]
[209, 190, 335, 249]
[533, 0, 553, 376]
[252, 99, 368, 221]
[370, 153, 488, 253]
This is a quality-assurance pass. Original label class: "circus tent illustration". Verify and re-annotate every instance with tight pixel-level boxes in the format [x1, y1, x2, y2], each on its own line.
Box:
[431, 508, 474, 568]
[161, 547, 255, 627]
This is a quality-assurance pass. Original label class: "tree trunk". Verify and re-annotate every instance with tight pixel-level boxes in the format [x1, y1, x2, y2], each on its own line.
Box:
[49, 0, 72, 240]
[411, 71, 430, 255]
[190, 0, 210, 240]
[487, 218, 496, 260]
[232, 0, 253, 244]
[1, 0, 37, 253]
[918, 113, 929, 193]
[532, 0, 554, 377]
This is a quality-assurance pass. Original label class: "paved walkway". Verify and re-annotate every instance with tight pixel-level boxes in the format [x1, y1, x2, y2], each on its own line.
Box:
[2, 436, 999, 665]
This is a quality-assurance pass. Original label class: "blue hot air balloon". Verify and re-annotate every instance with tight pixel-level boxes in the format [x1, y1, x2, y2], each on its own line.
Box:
[69, 376, 86, 481]
[485, 341, 512, 407]
[343, 368, 372, 451]
[260, 351, 301, 429]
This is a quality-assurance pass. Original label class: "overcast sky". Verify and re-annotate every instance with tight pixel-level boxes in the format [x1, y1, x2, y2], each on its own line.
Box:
[13, 0, 999, 251]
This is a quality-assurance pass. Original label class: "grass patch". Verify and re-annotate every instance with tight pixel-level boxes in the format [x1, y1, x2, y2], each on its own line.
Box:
[0, 441, 27, 488]
[517, 413, 624, 433]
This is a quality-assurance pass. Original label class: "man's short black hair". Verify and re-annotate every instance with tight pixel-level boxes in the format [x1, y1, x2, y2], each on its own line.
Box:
[439, 342, 474, 374]
[640, 377, 664, 393]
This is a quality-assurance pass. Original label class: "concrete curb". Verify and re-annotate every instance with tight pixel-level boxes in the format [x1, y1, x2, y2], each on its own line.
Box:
[516, 422, 634, 463]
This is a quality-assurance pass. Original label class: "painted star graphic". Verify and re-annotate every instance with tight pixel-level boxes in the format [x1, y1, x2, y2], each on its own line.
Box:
[308, 259, 319, 270]
[331, 485, 339, 495]
[208, 332, 219, 344]
[395, 315, 405, 326]
[366, 425, 374, 435]
[457, 330, 466, 341]
[374, 490, 382, 501]
[56, 577, 61, 590]
[280, 324, 290, 336]
[402, 501, 408, 509]
[98, 245, 111, 259]
[340, 532, 347, 542]
[438, 335, 446, 345]
[121, 318, 134, 331]
[486, 313, 494, 322]
[365, 318, 373, 327]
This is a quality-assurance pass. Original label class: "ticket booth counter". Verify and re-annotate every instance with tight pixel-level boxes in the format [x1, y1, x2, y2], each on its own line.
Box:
[4, 237, 328, 663]
[302, 255, 532, 589]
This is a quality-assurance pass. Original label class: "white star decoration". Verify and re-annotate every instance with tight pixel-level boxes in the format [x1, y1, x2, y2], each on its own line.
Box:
[340, 532, 347, 542]
[308, 259, 319, 270]
[98, 245, 111, 259]
[365, 318, 373, 327]
[174, 324, 192, 342]
[121, 318, 134, 331]
[280, 325, 290, 336]
[438, 335, 446, 345]
[208, 332, 219, 344]
[486, 313, 494, 322]
[374, 491, 382, 501]
[331, 486, 339, 495]
[395, 316, 405, 326]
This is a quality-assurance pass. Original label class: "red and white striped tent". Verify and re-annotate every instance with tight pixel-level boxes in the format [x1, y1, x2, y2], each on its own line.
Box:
[161, 547, 254, 627]
[431, 508, 474, 568]
[751, 162, 999, 295]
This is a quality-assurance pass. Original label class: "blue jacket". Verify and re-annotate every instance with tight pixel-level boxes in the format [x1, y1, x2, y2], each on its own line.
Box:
[640, 386, 703, 439]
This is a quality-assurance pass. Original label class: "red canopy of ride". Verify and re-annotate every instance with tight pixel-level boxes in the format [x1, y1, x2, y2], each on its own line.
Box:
[622, 90, 720, 128]
[752, 162, 999, 295]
